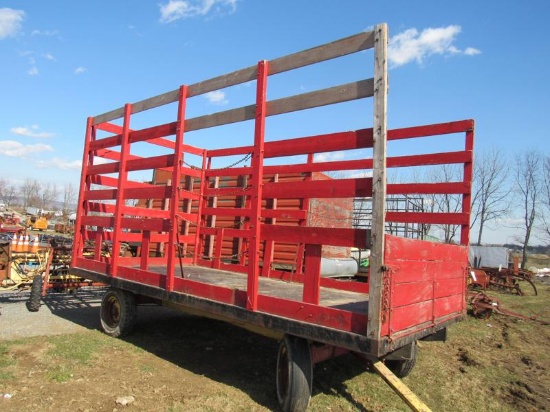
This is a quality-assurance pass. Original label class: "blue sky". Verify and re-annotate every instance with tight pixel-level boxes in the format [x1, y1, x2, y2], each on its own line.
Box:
[0, 1, 549, 242]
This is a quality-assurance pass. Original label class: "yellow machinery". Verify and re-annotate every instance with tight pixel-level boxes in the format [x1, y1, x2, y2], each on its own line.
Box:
[27, 216, 48, 231]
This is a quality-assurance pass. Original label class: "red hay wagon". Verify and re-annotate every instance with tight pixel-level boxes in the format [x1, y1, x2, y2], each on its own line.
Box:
[70, 23, 474, 411]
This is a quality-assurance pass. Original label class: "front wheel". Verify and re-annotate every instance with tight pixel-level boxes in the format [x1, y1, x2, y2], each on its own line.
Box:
[385, 341, 417, 378]
[100, 288, 137, 337]
[276, 335, 312, 412]
[26, 275, 43, 312]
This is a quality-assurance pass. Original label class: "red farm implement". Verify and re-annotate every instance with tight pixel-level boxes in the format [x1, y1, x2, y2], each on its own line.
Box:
[70, 23, 474, 411]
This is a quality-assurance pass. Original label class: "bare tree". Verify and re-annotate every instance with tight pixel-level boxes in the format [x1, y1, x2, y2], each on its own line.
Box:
[514, 151, 542, 268]
[19, 178, 41, 209]
[39, 182, 59, 211]
[0, 178, 7, 202]
[470, 148, 511, 245]
[62, 183, 77, 219]
[2, 184, 18, 207]
[539, 155, 550, 241]
[428, 164, 462, 243]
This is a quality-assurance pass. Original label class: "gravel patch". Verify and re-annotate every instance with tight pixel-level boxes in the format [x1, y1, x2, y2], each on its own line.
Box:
[0, 288, 105, 340]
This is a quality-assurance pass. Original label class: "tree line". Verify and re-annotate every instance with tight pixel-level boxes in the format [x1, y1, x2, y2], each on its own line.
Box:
[0, 178, 78, 220]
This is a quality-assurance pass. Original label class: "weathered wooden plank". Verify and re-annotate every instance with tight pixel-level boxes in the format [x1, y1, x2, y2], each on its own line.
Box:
[367, 23, 389, 341]
[184, 79, 374, 132]
[92, 31, 376, 125]
[269, 30, 375, 75]
[267, 79, 374, 117]
[371, 361, 433, 412]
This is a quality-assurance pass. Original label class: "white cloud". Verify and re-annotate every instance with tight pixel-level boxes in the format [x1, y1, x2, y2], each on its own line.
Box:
[28, 66, 38, 75]
[314, 151, 346, 162]
[0, 8, 25, 39]
[159, 0, 238, 23]
[74, 66, 87, 74]
[30, 29, 60, 37]
[388, 25, 481, 68]
[0, 140, 53, 157]
[10, 125, 56, 138]
[43, 53, 56, 61]
[464, 47, 482, 56]
[205, 90, 228, 105]
[35, 157, 82, 170]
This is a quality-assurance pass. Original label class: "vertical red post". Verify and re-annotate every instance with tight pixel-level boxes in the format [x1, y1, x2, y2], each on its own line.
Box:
[296, 153, 314, 275]
[140, 230, 151, 270]
[193, 152, 208, 264]
[460, 123, 475, 246]
[111, 104, 132, 277]
[72, 117, 94, 266]
[166, 85, 188, 291]
[247, 60, 268, 311]
[303, 244, 322, 304]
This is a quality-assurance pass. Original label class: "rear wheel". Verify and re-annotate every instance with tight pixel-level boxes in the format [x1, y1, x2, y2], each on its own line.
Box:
[276, 335, 312, 412]
[100, 288, 137, 337]
[385, 341, 417, 378]
[26, 275, 43, 312]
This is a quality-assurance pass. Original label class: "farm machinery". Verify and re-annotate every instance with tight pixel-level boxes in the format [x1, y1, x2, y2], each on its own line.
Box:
[0, 234, 102, 310]
[469, 259, 538, 297]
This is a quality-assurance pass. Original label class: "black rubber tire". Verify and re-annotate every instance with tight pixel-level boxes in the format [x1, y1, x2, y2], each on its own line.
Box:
[100, 288, 137, 338]
[386, 341, 417, 378]
[276, 335, 313, 412]
[26, 275, 43, 312]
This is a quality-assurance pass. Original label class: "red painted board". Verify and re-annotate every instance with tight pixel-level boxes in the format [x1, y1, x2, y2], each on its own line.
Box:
[130, 122, 177, 143]
[83, 189, 117, 201]
[434, 277, 465, 299]
[75, 257, 107, 273]
[434, 294, 465, 318]
[387, 151, 471, 168]
[118, 266, 165, 288]
[262, 225, 370, 249]
[173, 277, 237, 305]
[261, 129, 374, 158]
[257, 295, 368, 334]
[263, 177, 372, 199]
[391, 282, 433, 307]
[387, 182, 470, 195]
[384, 235, 468, 262]
[387, 120, 474, 141]
[385, 259, 465, 284]
[386, 212, 469, 226]
[389, 300, 432, 333]
[126, 154, 175, 171]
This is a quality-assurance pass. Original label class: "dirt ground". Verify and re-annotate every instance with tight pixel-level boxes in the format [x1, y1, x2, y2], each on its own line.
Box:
[0, 288, 284, 411]
[1, 284, 549, 411]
